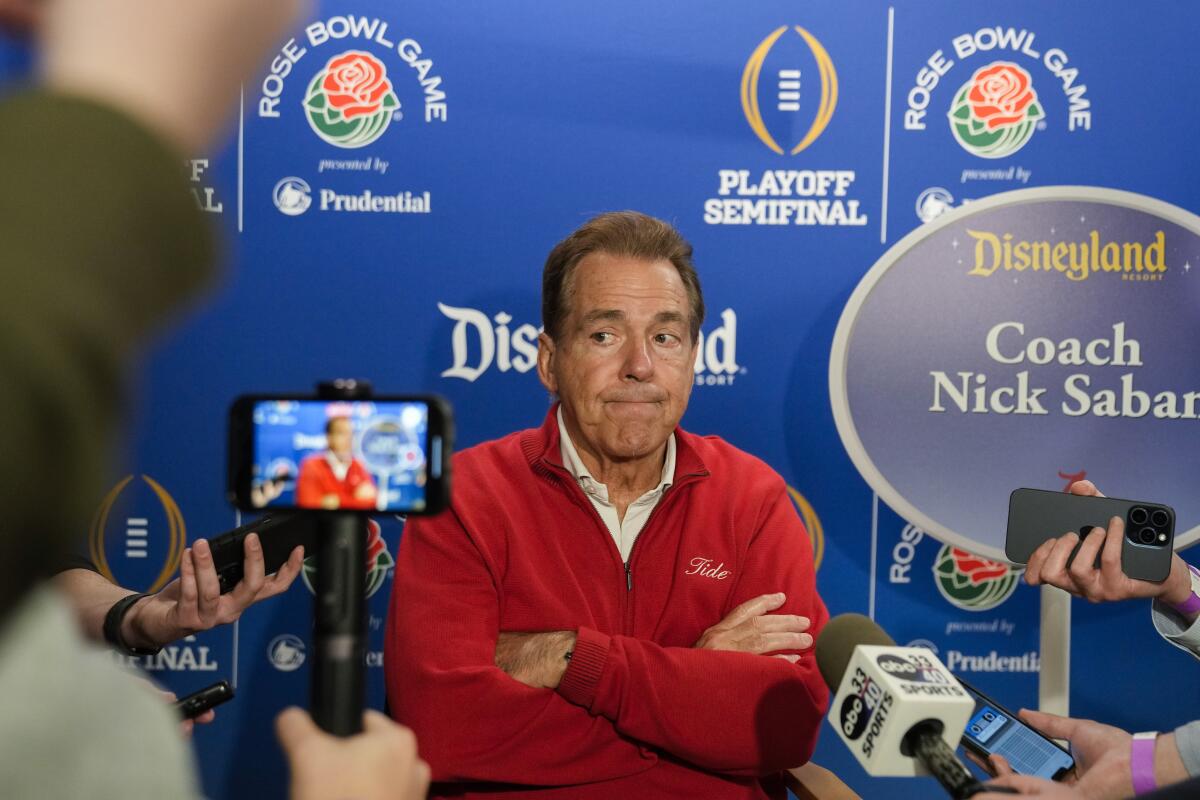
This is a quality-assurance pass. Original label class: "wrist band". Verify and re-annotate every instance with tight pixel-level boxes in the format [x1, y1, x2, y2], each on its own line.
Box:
[1166, 565, 1200, 616]
[1131, 731, 1158, 795]
[102, 592, 161, 657]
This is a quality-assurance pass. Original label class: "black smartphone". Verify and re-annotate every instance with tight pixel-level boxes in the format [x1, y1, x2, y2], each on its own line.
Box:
[957, 678, 1074, 781]
[174, 680, 234, 719]
[1006, 488, 1175, 582]
[208, 513, 320, 594]
[228, 394, 452, 515]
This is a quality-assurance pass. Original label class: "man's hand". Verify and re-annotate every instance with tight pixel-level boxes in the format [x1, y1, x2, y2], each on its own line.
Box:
[1025, 480, 1192, 607]
[126, 533, 303, 649]
[693, 592, 812, 662]
[276, 708, 430, 800]
[156, 688, 215, 739]
[495, 631, 577, 689]
[974, 755, 1084, 797]
[1013, 710, 1134, 799]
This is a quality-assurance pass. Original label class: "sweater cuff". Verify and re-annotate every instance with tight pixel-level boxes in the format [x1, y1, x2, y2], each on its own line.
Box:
[557, 626, 610, 709]
[1151, 598, 1200, 662]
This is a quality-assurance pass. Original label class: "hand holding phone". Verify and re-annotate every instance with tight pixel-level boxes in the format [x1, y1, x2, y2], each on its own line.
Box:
[228, 395, 452, 515]
[1009, 482, 1192, 604]
[1006, 486, 1176, 583]
[175, 680, 234, 720]
[958, 679, 1074, 781]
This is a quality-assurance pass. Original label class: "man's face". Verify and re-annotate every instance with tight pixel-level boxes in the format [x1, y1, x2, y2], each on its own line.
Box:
[327, 418, 353, 459]
[537, 253, 697, 464]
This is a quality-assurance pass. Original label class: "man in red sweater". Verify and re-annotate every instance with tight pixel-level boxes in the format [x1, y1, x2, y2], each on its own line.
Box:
[296, 415, 378, 510]
[386, 211, 829, 798]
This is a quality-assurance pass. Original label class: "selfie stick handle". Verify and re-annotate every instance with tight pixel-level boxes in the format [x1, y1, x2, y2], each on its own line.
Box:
[311, 511, 366, 736]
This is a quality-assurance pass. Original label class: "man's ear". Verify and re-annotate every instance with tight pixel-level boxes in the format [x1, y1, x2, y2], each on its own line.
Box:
[536, 332, 558, 394]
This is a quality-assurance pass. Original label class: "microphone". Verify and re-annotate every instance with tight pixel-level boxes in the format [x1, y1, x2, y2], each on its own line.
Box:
[815, 614, 1015, 799]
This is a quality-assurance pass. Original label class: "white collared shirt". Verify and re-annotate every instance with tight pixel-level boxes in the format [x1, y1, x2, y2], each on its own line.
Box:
[326, 452, 351, 482]
[557, 406, 675, 563]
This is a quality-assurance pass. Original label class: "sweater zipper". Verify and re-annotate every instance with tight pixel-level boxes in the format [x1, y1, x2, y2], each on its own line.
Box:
[621, 468, 708, 614]
[541, 459, 708, 626]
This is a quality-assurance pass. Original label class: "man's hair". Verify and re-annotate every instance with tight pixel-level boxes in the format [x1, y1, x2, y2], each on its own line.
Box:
[325, 416, 351, 436]
[542, 211, 705, 342]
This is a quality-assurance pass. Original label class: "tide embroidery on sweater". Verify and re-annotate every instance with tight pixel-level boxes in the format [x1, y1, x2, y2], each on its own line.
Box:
[685, 557, 731, 580]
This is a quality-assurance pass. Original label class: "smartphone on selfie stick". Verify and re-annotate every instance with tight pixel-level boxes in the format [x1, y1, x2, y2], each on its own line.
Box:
[228, 379, 453, 736]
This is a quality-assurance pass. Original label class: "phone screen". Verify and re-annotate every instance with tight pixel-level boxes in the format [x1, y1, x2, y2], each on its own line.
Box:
[248, 399, 440, 513]
[960, 682, 1074, 780]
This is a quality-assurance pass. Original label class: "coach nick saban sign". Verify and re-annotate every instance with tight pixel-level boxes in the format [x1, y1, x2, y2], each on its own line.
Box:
[830, 187, 1200, 561]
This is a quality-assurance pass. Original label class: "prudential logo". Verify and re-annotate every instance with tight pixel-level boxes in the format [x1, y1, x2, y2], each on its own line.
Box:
[274, 177, 312, 215]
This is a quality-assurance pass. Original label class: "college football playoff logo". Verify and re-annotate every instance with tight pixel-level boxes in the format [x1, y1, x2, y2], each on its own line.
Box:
[304, 50, 401, 149]
[933, 544, 1021, 611]
[948, 61, 1043, 159]
[741, 26, 838, 155]
[786, 486, 825, 570]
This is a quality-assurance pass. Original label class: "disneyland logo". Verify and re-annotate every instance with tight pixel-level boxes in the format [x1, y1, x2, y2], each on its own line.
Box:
[437, 304, 742, 386]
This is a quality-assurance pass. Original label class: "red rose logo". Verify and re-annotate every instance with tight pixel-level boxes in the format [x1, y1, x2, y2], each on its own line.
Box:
[966, 62, 1038, 131]
[322, 51, 394, 121]
[950, 548, 1009, 585]
[364, 518, 386, 570]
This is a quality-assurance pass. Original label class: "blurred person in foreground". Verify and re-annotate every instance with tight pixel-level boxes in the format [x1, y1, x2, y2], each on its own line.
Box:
[386, 211, 828, 798]
[973, 479, 1200, 798]
[0, 0, 426, 797]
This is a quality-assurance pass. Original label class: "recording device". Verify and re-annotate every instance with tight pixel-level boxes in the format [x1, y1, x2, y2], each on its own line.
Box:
[815, 614, 1015, 798]
[227, 393, 452, 515]
[174, 680, 234, 720]
[958, 678, 1074, 781]
[1006, 488, 1175, 582]
[207, 513, 320, 594]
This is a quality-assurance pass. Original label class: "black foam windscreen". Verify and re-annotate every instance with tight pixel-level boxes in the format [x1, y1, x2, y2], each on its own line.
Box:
[814, 613, 897, 691]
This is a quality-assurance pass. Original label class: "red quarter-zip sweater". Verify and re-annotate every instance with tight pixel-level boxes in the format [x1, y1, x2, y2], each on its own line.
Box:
[385, 406, 829, 798]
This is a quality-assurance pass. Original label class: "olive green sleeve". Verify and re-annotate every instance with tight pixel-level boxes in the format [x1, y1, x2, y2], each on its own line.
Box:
[0, 90, 215, 611]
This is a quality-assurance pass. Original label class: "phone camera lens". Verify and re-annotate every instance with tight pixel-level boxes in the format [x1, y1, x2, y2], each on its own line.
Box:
[1152, 509, 1170, 528]
[1129, 507, 1149, 526]
[1139, 527, 1157, 545]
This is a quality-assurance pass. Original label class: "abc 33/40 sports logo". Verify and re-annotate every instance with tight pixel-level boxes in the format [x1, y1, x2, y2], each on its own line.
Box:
[741, 26, 838, 155]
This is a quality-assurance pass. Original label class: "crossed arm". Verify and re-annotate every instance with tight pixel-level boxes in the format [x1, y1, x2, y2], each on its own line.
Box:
[385, 488, 828, 785]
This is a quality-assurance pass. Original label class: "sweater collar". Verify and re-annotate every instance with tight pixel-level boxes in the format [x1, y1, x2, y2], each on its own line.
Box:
[524, 403, 708, 484]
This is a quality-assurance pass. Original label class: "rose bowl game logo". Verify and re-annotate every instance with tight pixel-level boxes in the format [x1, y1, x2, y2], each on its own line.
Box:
[934, 544, 1021, 611]
[948, 61, 1043, 159]
[300, 518, 395, 598]
[304, 50, 400, 149]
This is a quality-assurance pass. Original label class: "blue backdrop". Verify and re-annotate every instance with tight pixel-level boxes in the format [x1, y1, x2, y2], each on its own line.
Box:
[7, 2, 1200, 797]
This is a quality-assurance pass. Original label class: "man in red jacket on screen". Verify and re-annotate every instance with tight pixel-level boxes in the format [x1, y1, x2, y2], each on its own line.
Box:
[385, 211, 829, 799]
[296, 415, 378, 510]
